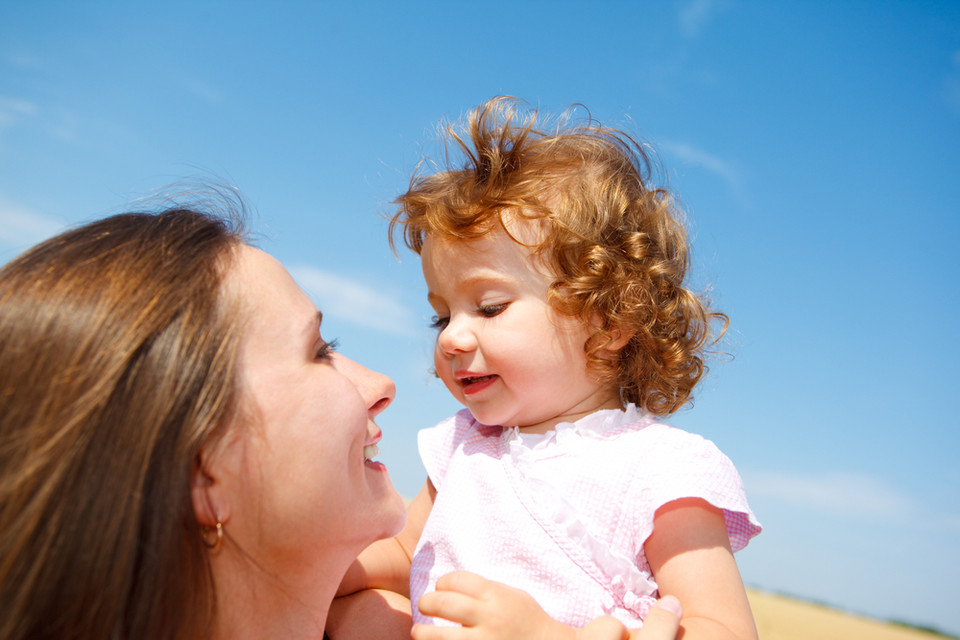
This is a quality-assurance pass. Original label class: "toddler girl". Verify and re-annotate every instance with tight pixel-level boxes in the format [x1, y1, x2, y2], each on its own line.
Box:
[339, 97, 761, 640]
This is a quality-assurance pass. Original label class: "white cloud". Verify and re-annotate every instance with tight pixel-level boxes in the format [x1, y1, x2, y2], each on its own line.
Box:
[679, 0, 722, 38]
[180, 78, 223, 104]
[288, 265, 419, 337]
[0, 195, 67, 250]
[741, 469, 916, 519]
[0, 94, 82, 144]
[658, 139, 749, 205]
[0, 96, 37, 129]
[5, 51, 44, 71]
[660, 140, 738, 185]
[945, 51, 960, 115]
[942, 514, 960, 534]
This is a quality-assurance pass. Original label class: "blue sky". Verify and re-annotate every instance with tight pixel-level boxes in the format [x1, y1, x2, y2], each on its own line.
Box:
[2, 0, 958, 635]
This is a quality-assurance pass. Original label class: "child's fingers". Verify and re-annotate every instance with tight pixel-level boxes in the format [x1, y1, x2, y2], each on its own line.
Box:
[417, 589, 479, 626]
[434, 570, 491, 596]
[577, 615, 631, 640]
[410, 622, 468, 640]
[630, 596, 682, 640]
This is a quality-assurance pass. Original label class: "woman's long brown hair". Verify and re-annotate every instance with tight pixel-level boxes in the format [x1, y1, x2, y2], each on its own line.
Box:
[0, 208, 245, 639]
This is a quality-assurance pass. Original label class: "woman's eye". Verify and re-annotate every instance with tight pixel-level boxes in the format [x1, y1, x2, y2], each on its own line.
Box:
[316, 337, 340, 360]
[478, 303, 508, 318]
[429, 315, 450, 331]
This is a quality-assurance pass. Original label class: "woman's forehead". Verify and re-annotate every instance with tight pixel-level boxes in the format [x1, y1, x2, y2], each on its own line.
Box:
[226, 245, 318, 332]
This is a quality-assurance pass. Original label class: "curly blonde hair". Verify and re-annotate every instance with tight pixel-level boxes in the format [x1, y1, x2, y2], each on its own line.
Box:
[391, 97, 726, 415]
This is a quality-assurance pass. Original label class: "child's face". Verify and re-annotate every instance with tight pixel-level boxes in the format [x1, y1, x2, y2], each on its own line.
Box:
[421, 227, 620, 433]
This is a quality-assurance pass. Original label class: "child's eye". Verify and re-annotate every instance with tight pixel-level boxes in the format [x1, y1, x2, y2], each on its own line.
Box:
[316, 337, 340, 361]
[478, 303, 508, 318]
[429, 315, 450, 331]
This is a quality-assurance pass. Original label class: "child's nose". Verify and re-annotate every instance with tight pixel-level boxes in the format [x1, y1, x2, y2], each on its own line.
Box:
[437, 315, 476, 355]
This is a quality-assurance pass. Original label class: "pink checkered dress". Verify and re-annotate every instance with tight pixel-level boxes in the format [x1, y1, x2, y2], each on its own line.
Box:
[409, 406, 761, 629]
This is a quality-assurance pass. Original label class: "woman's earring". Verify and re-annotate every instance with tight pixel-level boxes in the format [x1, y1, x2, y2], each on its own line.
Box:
[201, 519, 224, 551]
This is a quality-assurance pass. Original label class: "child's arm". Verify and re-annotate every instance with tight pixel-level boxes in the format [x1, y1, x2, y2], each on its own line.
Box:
[411, 571, 683, 640]
[644, 497, 758, 640]
[337, 478, 437, 597]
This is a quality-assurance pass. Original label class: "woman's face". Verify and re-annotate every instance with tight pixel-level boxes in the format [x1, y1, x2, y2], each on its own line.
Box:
[214, 246, 405, 567]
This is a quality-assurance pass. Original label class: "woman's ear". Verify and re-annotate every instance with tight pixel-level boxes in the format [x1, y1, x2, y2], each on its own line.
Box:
[191, 458, 220, 527]
[191, 438, 235, 528]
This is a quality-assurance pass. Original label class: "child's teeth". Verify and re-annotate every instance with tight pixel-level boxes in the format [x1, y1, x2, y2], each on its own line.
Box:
[363, 444, 380, 460]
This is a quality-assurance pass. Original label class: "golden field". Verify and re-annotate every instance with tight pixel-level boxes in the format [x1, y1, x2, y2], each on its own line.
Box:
[747, 589, 954, 640]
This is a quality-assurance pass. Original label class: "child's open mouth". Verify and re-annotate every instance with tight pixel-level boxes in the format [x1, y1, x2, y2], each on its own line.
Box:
[460, 374, 498, 394]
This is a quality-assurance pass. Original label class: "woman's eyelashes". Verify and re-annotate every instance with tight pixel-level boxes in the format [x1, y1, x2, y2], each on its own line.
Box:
[428, 303, 510, 330]
[315, 337, 340, 361]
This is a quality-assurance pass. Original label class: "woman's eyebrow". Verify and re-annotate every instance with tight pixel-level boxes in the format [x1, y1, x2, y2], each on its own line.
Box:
[305, 310, 323, 341]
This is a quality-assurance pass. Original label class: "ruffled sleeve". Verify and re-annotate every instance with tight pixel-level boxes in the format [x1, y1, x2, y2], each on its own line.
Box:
[627, 425, 761, 553]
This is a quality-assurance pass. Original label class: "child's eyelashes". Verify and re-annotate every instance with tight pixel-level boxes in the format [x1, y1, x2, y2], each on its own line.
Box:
[316, 337, 340, 361]
[478, 303, 508, 318]
[429, 303, 509, 330]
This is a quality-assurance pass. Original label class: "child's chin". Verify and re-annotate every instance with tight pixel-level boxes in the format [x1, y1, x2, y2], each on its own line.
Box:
[467, 408, 504, 427]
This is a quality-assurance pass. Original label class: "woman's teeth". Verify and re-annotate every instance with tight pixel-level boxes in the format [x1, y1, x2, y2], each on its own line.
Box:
[363, 444, 380, 461]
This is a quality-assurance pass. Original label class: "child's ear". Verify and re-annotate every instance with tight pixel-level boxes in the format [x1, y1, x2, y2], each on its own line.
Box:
[590, 313, 634, 354]
[605, 325, 634, 352]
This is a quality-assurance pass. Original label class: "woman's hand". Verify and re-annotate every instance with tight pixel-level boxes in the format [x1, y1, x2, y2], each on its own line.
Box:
[412, 571, 682, 640]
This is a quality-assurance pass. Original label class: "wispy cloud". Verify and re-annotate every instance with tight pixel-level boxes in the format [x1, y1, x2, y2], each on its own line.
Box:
[289, 265, 419, 337]
[658, 139, 749, 205]
[4, 51, 44, 71]
[0, 96, 38, 129]
[945, 50, 960, 115]
[0, 95, 82, 145]
[180, 77, 223, 104]
[742, 469, 915, 519]
[678, 0, 723, 38]
[0, 195, 67, 250]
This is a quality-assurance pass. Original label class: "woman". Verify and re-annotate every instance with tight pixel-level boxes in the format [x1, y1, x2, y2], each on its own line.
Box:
[0, 204, 682, 639]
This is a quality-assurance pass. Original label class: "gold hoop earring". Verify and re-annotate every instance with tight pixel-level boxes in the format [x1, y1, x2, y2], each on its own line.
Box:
[201, 520, 224, 551]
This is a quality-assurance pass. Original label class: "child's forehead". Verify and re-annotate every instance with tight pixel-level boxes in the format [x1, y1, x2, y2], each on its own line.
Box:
[422, 223, 557, 287]
[424, 213, 545, 256]
[499, 210, 546, 246]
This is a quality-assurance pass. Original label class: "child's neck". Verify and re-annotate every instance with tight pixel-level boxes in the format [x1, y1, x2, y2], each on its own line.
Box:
[515, 394, 623, 434]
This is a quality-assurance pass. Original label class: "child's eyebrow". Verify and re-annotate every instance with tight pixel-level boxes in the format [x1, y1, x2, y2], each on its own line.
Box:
[457, 271, 514, 288]
[426, 272, 513, 306]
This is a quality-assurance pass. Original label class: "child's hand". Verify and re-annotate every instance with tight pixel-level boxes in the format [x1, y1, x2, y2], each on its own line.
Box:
[411, 571, 683, 640]
[625, 597, 683, 640]
[412, 571, 576, 640]
[574, 596, 682, 640]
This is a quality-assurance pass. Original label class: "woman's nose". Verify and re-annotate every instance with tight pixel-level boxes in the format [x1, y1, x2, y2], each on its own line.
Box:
[334, 354, 395, 417]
